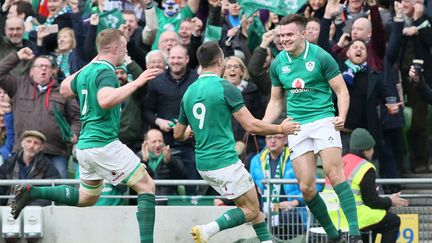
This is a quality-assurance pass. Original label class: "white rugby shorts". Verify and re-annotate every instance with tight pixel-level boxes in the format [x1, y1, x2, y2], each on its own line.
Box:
[76, 140, 142, 185]
[198, 160, 254, 200]
[287, 117, 342, 160]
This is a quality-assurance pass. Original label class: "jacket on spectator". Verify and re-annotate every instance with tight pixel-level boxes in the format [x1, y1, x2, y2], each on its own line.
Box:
[0, 150, 60, 205]
[400, 14, 432, 90]
[137, 150, 187, 195]
[248, 47, 271, 96]
[143, 68, 198, 146]
[0, 52, 81, 156]
[381, 20, 405, 130]
[250, 147, 304, 206]
[0, 112, 14, 161]
[344, 68, 391, 146]
[0, 36, 35, 76]
[414, 75, 432, 105]
[398, 13, 432, 170]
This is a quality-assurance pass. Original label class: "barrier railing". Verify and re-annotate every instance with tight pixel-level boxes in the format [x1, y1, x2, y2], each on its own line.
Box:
[1, 178, 432, 200]
[261, 178, 432, 242]
[1, 178, 431, 241]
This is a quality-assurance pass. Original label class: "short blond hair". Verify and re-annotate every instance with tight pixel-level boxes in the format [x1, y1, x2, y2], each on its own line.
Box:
[96, 28, 124, 53]
[223, 56, 250, 81]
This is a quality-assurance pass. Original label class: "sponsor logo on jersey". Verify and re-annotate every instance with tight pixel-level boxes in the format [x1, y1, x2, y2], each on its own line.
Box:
[292, 78, 305, 88]
[282, 65, 291, 73]
[305, 61, 315, 72]
[290, 78, 312, 93]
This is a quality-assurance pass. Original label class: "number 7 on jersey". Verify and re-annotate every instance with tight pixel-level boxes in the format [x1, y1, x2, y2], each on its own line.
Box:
[81, 89, 88, 115]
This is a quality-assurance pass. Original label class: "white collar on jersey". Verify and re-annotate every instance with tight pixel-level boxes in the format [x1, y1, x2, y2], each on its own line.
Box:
[285, 41, 310, 63]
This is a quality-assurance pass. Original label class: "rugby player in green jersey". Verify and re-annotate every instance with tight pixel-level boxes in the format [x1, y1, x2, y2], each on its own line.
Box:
[11, 29, 161, 243]
[263, 14, 362, 243]
[174, 41, 301, 243]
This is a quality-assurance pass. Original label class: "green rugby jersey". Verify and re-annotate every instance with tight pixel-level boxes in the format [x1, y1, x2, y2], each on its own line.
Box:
[178, 73, 244, 171]
[71, 60, 120, 149]
[270, 41, 340, 124]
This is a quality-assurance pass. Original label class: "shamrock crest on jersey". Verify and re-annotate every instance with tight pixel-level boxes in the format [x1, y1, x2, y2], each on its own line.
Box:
[305, 61, 315, 72]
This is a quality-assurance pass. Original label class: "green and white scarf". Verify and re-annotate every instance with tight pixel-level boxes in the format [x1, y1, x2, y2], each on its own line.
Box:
[147, 152, 164, 172]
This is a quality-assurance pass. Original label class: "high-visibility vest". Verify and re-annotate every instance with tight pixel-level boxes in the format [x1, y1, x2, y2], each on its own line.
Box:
[323, 153, 386, 229]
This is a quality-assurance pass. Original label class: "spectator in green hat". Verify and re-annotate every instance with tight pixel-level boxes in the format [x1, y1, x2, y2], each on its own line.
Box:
[324, 128, 409, 243]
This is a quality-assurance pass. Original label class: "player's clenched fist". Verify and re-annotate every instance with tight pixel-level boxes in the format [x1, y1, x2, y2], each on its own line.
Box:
[332, 116, 345, 131]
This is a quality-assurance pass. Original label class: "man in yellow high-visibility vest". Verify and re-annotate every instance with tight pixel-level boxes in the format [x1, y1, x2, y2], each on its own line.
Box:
[324, 128, 409, 242]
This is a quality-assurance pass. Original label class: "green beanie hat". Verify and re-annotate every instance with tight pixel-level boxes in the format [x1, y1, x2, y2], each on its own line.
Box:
[115, 64, 127, 72]
[350, 128, 375, 150]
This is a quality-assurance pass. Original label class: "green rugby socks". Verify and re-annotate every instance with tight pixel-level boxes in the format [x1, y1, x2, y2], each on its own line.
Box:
[253, 222, 272, 242]
[215, 208, 246, 231]
[137, 193, 155, 243]
[30, 185, 79, 206]
[306, 193, 339, 239]
[334, 181, 360, 236]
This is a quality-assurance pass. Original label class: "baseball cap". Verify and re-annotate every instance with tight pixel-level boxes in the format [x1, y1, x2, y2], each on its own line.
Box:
[22, 130, 46, 143]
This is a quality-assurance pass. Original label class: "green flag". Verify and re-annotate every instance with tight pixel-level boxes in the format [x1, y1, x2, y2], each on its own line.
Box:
[247, 16, 265, 51]
[203, 23, 222, 43]
[97, 9, 125, 34]
[81, 0, 92, 17]
[53, 106, 73, 142]
[239, 0, 307, 16]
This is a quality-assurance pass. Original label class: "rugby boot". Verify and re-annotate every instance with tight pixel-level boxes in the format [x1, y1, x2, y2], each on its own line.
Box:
[10, 184, 32, 219]
[191, 225, 210, 243]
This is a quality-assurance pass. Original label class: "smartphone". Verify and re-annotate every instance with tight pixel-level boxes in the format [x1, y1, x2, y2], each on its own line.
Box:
[345, 35, 351, 42]
[46, 24, 59, 34]
[413, 59, 424, 76]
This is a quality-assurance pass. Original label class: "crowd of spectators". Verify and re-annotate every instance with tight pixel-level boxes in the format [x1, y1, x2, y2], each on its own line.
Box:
[0, 0, 431, 209]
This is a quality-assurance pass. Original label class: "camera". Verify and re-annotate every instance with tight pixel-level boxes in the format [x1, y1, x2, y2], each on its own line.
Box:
[413, 59, 424, 76]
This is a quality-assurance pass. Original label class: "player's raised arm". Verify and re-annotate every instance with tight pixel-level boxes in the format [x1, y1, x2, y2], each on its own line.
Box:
[97, 68, 161, 109]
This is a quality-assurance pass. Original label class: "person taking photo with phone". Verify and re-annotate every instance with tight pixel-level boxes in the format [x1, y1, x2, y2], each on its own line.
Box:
[409, 60, 432, 104]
